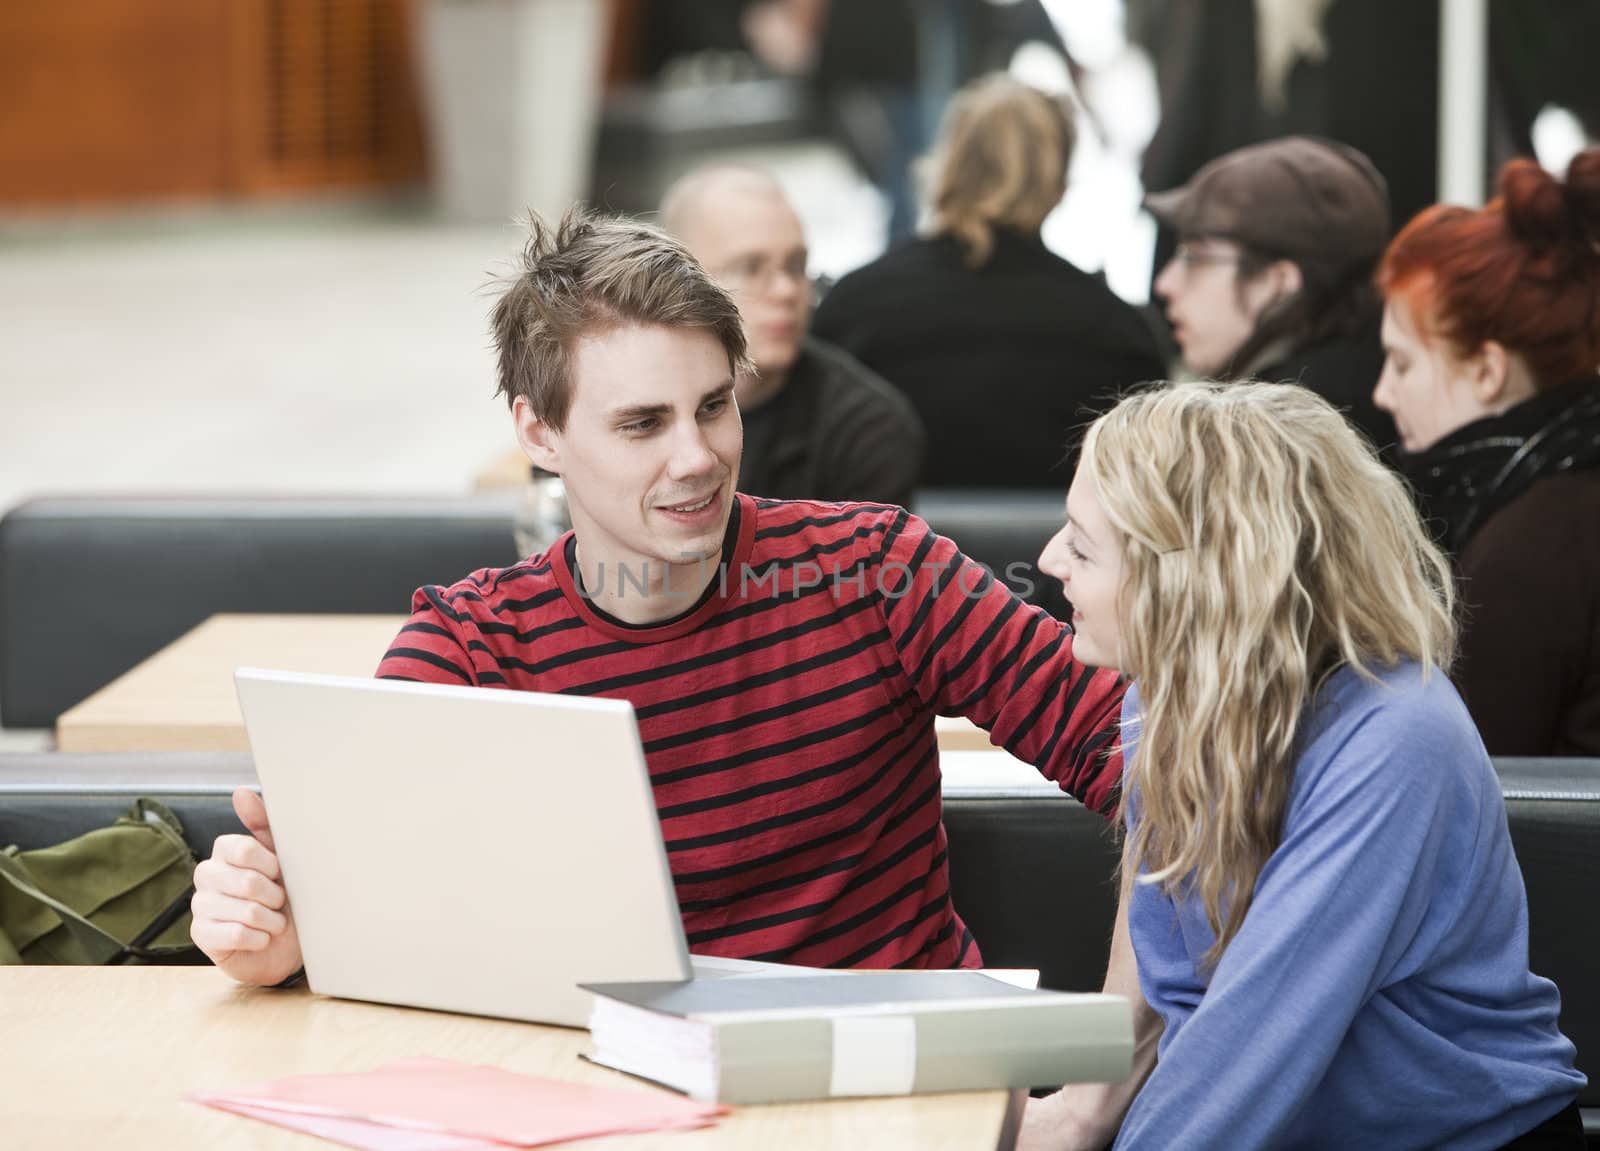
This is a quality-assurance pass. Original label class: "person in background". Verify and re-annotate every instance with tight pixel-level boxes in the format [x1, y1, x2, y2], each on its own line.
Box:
[1146, 135, 1398, 453]
[660, 164, 925, 508]
[1374, 147, 1600, 756]
[1021, 381, 1584, 1150]
[812, 74, 1166, 490]
[738, 0, 1069, 240]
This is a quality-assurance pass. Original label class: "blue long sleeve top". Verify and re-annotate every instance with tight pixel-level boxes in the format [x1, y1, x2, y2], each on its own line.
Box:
[1115, 662, 1584, 1150]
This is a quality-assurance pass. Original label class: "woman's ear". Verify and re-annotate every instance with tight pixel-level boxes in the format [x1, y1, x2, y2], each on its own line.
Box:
[512, 396, 562, 473]
[1468, 340, 1512, 406]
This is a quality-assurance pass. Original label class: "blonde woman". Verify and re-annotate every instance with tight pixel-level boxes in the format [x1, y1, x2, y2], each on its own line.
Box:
[811, 73, 1164, 489]
[1023, 382, 1584, 1149]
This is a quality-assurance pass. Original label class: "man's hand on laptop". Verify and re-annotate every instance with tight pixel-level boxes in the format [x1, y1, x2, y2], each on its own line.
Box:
[190, 787, 304, 986]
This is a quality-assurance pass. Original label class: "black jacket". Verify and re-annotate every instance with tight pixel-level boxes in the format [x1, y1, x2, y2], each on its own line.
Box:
[1252, 316, 1398, 457]
[812, 229, 1166, 489]
[1402, 381, 1600, 756]
[737, 338, 925, 509]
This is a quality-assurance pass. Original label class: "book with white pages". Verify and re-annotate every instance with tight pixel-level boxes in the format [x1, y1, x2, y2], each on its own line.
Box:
[581, 970, 1132, 1105]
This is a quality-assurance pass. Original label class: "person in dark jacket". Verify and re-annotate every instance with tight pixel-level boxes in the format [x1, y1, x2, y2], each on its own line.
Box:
[812, 74, 1166, 490]
[1146, 135, 1399, 455]
[662, 164, 925, 508]
[1375, 146, 1600, 756]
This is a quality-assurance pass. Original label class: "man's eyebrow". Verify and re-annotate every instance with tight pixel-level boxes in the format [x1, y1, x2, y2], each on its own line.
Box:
[609, 379, 734, 423]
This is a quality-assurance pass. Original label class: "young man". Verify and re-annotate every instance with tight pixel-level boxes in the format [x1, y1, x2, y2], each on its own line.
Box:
[660, 164, 925, 508]
[1147, 136, 1398, 454]
[190, 211, 1124, 988]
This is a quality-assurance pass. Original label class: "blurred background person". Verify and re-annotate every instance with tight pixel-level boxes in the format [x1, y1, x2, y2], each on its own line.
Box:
[1147, 135, 1398, 454]
[812, 74, 1165, 490]
[636, 0, 1070, 243]
[734, 0, 1070, 240]
[1374, 147, 1600, 757]
[661, 164, 924, 507]
[1133, 0, 1439, 270]
[1132, 0, 1600, 287]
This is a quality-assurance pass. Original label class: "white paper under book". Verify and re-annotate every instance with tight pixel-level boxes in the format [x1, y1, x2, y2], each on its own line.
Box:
[582, 970, 1133, 1105]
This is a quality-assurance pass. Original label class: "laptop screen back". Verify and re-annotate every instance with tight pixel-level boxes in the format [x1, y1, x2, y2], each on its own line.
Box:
[235, 669, 691, 1027]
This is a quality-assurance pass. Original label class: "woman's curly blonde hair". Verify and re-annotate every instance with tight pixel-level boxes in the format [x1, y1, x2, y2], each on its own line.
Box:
[1083, 381, 1456, 966]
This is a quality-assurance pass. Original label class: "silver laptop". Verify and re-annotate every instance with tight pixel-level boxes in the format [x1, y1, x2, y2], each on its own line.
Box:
[234, 669, 693, 1027]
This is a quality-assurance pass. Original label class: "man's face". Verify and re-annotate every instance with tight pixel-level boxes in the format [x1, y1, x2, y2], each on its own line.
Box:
[1153, 237, 1276, 377]
[682, 186, 810, 385]
[518, 324, 742, 577]
[1374, 295, 1488, 453]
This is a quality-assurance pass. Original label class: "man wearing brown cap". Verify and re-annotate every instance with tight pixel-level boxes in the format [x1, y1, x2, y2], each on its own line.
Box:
[1146, 135, 1398, 453]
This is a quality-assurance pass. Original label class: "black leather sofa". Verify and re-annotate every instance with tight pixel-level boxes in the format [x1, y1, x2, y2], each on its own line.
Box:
[0, 751, 1593, 1140]
[909, 489, 1071, 620]
[0, 496, 521, 729]
[1500, 758, 1600, 1143]
[0, 491, 1069, 729]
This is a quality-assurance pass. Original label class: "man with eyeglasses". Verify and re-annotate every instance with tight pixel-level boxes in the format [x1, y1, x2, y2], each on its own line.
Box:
[661, 164, 926, 508]
[1147, 136, 1399, 455]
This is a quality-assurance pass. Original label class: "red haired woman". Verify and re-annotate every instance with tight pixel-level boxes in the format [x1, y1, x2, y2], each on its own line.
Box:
[1375, 148, 1600, 756]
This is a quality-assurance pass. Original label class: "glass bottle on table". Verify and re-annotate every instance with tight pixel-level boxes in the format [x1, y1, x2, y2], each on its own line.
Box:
[512, 468, 571, 559]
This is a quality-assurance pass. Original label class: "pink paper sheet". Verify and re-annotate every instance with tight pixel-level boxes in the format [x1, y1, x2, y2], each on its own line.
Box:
[189, 1056, 725, 1149]
[197, 1098, 507, 1151]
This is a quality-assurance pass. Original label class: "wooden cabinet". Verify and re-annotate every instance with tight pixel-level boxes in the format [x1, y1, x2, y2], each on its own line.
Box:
[231, 0, 426, 195]
[0, 0, 426, 206]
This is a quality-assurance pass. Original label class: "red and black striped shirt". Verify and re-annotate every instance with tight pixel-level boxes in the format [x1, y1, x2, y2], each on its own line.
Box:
[377, 495, 1124, 969]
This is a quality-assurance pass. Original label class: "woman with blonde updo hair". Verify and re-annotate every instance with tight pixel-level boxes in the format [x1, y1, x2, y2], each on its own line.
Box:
[1375, 147, 1600, 756]
[922, 73, 1077, 268]
[812, 74, 1164, 490]
[1021, 382, 1584, 1150]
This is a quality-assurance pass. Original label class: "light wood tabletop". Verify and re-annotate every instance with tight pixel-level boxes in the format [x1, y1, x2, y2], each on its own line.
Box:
[53, 613, 1003, 759]
[935, 714, 998, 751]
[0, 967, 1022, 1150]
[55, 614, 407, 754]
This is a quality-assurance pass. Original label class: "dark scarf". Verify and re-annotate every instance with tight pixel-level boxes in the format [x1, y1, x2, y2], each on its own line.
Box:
[1400, 379, 1600, 557]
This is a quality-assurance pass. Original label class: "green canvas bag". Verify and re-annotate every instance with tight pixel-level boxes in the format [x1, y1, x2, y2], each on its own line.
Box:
[0, 798, 201, 965]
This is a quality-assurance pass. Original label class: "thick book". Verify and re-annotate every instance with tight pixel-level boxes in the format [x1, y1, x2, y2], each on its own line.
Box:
[581, 971, 1132, 1104]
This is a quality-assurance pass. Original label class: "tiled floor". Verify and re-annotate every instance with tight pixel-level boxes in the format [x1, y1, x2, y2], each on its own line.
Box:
[1, 213, 520, 516]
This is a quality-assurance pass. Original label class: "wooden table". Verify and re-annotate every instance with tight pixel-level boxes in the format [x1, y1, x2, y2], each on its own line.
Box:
[55, 614, 407, 753]
[936, 715, 997, 751]
[54, 614, 1004, 758]
[0, 968, 1022, 1150]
